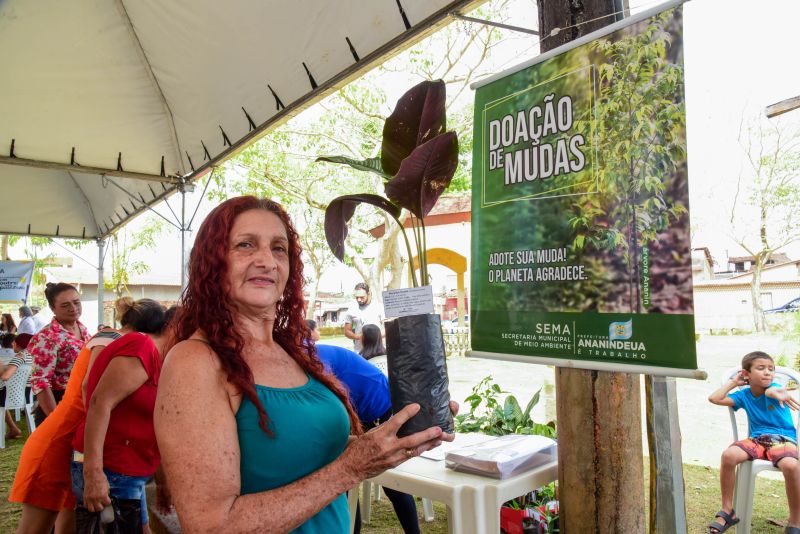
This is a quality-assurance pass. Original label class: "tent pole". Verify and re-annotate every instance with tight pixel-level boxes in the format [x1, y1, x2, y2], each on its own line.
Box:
[180, 182, 187, 289]
[177, 176, 198, 292]
[97, 238, 105, 328]
[179, 179, 194, 290]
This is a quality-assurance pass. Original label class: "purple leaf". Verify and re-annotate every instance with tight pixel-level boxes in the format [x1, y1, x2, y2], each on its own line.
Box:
[324, 194, 402, 261]
[384, 132, 459, 218]
[381, 80, 447, 176]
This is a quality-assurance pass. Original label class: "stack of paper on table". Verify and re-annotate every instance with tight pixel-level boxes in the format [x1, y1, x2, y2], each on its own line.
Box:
[445, 434, 557, 479]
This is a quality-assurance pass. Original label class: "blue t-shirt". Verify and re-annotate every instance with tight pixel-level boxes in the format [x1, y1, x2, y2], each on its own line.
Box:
[236, 375, 350, 533]
[728, 383, 797, 441]
[316, 344, 391, 423]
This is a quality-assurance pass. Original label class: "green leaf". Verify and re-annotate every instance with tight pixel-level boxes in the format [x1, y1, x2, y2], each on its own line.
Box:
[523, 389, 541, 419]
[503, 396, 523, 424]
[315, 155, 390, 180]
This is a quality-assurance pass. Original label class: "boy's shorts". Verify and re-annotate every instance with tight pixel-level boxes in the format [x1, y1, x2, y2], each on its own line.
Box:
[733, 434, 798, 467]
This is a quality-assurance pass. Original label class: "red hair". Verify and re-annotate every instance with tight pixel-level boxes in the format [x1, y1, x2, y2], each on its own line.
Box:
[175, 196, 362, 436]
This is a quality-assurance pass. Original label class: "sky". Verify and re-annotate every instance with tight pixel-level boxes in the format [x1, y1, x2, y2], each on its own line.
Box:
[681, 0, 800, 264]
[6, 0, 800, 292]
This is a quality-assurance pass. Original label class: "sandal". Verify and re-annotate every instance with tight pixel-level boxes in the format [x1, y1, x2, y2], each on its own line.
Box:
[708, 510, 739, 533]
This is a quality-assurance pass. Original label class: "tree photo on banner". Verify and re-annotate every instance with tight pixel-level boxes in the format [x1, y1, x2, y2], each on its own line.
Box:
[471, 3, 697, 372]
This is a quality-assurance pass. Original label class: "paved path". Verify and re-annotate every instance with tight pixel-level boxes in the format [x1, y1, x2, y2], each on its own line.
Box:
[445, 333, 796, 469]
[325, 333, 796, 469]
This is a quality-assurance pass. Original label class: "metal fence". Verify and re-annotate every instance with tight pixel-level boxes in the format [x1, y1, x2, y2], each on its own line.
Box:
[442, 326, 470, 358]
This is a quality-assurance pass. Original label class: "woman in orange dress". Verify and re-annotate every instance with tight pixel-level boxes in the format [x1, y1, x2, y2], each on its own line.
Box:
[9, 299, 131, 534]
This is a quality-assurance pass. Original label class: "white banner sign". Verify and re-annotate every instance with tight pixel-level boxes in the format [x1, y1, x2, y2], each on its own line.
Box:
[0, 261, 35, 303]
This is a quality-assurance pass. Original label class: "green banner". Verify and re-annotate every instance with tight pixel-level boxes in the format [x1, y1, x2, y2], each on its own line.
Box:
[471, 5, 697, 372]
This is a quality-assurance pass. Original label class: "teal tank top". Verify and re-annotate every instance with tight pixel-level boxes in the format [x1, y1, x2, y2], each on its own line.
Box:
[236, 375, 351, 533]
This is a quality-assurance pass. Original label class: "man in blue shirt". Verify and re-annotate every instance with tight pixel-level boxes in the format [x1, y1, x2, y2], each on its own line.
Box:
[312, 336, 419, 534]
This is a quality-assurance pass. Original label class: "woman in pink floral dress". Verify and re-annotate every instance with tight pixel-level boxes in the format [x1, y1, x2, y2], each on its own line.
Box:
[29, 282, 88, 425]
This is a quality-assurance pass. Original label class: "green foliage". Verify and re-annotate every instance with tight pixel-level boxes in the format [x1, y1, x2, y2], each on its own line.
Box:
[570, 10, 687, 265]
[218, 80, 389, 287]
[454, 375, 556, 437]
[783, 313, 800, 371]
[729, 117, 800, 331]
[318, 325, 342, 337]
[315, 156, 390, 180]
[321, 81, 460, 288]
[7, 236, 56, 290]
[104, 217, 165, 298]
[214, 4, 519, 291]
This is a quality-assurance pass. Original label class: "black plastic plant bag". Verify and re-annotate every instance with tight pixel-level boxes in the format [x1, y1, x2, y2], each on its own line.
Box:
[75, 498, 142, 534]
[386, 313, 453, 437]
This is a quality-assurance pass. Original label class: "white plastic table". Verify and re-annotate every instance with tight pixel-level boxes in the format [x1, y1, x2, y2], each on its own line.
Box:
[367, 433, 558, 534]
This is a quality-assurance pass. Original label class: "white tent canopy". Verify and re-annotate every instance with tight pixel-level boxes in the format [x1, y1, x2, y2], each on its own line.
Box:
[0, 0, 484, 240]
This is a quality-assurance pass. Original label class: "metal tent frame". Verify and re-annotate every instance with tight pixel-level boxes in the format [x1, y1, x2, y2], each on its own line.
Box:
[0, 0, 488, 320]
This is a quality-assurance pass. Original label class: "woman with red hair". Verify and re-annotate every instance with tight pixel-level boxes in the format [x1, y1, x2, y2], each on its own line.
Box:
[155, 196, 451, 532]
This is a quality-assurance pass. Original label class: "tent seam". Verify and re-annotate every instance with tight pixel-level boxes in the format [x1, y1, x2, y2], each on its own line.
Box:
[67, 171, 102, 237]
[116, 0, 186, 176]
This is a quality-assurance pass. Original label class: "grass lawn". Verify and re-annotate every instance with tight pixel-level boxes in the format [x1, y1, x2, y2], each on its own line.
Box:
[0, 414, 28, 532]
[0, 419, 791, 533]
[359, 461, 791, 533]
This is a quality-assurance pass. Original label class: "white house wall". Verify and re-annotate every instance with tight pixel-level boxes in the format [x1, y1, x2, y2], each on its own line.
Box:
[694, 283, 800, 331]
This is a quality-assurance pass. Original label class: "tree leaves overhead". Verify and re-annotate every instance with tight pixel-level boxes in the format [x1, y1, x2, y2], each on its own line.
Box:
[381, 80, 447, 176]
[319, 79, 458, 284]
[385, 132, 459, 217]
[324, 194, 402, 261]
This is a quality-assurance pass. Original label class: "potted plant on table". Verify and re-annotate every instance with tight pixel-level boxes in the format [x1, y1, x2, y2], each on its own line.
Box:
[320, 79, 458, 436]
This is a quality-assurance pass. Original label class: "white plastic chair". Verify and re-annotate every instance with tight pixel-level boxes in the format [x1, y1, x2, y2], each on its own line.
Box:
[722, 365, 800, 534]
[13, 380, 34, 422]
[369, 355, 388, 375]
[359, 355, 435, 527]
[1, 364, 36, 449]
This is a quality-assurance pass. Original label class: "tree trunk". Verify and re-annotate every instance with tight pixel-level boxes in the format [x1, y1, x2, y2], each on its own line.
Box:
[385, 231, 405, 290]
[750, 207, 772, 332]
[556, 369, 644, 531]
[1, 235, 9, 260]
[538, 0, 624, 50]
[540, 0, 646, 530]
[307, 266, 322, 320]
[750, 256, 766, 332]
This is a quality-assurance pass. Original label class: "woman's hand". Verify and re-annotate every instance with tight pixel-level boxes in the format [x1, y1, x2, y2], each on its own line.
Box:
[340, 403, 455, 481]
[83, 466, 111, 513]
[449, 400, 459, 417]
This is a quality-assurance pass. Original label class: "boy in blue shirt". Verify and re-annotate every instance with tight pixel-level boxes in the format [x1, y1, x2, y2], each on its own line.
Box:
[708, 351, 800, 533]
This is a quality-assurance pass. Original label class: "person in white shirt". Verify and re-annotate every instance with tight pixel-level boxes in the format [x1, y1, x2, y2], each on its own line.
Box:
[30, 306, 46, 333]
[343, 283, 384, 353]
[17, 306, 37, 335]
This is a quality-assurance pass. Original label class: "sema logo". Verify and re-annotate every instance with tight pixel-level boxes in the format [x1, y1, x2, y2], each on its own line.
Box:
[609, 319, 632, 341]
